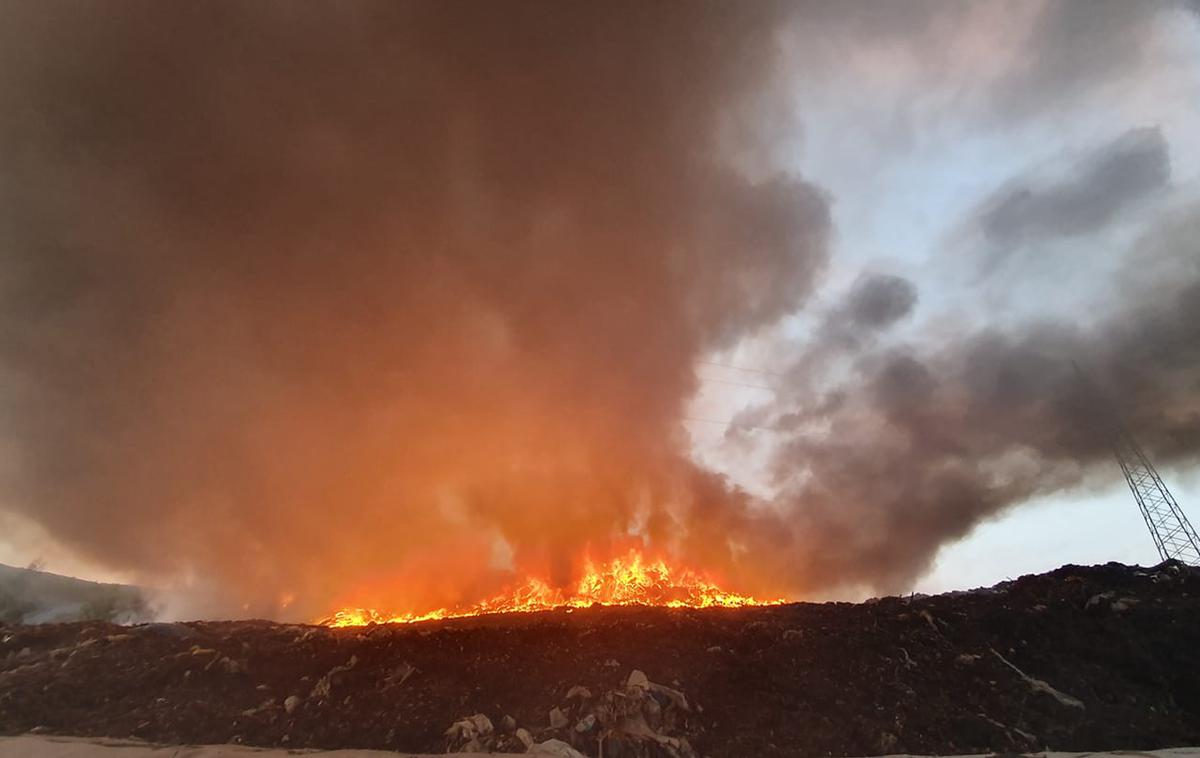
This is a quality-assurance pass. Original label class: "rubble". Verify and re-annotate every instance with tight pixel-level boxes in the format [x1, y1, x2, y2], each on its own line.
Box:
[515, 729, 534, 750]
[537, 669, 697, 757]
[443, 713, 494, 753]
[382, 662, 416, 688]
[441, 669, 700, 756]
[310, 655, 357, 700]
[626, 670, 650, 692]
[529, 739, 587, 757]
[0, 561, 1198, 757]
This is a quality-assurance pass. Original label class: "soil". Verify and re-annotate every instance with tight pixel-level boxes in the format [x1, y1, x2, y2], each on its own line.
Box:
[2, 561, 1199, 757]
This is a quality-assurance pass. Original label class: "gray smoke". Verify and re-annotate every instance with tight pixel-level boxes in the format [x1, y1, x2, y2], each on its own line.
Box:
[731, 138, 1199, 596]
[0, 1, 834, 618]
[973, 127, 1170, 273]
[0, 1, 1196, 616]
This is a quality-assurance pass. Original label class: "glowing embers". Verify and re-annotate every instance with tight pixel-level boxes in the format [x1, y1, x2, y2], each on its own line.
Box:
[320, 550, 781, 627]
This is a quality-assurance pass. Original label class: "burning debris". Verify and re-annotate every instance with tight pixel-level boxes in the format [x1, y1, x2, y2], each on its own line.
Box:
[321, 551, 783, 627]
[443, 670, 697, 757]
[3, 561, 1198, 756]
[0, 0, 834, 625]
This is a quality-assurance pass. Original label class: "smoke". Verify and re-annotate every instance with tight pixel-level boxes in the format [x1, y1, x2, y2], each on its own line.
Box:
[0, 1, 829, 618]
[1, 1, 1197, 616]
[731, 141, 1200, 596]
[968, 127, 1170, 275]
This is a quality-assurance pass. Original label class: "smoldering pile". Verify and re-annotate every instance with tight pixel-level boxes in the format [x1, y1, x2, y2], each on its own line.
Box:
[2, 561, 1200, 755]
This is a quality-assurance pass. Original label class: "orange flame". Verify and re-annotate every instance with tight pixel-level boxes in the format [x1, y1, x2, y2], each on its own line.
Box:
[320, 550, 783, 627]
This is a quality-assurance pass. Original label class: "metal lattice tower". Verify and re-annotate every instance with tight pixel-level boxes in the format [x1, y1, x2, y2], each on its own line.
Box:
[1111, 429, 1200, 566]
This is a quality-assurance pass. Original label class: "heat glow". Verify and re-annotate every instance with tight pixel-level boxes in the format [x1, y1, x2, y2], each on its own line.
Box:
[321, 550, 784, 627]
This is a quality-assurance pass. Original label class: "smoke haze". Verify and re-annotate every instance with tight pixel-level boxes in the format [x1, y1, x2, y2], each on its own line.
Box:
[0, 1, 832, 618]
[1, 1, 1198, 617]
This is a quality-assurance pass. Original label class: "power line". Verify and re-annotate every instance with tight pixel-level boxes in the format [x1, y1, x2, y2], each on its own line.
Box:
[683, 416, 778, 433]
[701, 377, 775, 392]
[698, 360, 785, 378]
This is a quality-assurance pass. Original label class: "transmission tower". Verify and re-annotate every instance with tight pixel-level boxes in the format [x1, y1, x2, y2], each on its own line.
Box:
[1071, 361, 1200, 566]
[1111, 428, 1200, 565]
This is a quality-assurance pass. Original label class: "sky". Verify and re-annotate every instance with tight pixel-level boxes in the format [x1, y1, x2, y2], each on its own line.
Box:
[1, 1, 1199, 619]
[687, 0, 1200, 597]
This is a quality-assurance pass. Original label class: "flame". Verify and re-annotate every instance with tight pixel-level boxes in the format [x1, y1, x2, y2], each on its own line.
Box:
[321, 550, 783, 627]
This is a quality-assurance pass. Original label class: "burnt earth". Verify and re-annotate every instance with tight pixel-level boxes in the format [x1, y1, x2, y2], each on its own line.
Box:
[2, 561, 1199, 757]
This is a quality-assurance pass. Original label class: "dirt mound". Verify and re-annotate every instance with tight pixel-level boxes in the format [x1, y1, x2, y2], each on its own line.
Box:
[2, 561, 1199, 757]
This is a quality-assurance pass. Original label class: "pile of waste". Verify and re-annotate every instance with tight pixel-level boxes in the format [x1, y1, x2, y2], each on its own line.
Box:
[444, 670, 695, 757]
[2, 561, 1199, 756]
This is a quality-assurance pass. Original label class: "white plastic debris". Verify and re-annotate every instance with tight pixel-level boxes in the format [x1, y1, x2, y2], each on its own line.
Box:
[627, 669, 650, 691]
[530, 738, 589, 757]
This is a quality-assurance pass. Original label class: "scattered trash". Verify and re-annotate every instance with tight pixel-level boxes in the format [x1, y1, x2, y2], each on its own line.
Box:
[627, 669, 650, 691]
[529, 738, 587, 757]
[439, 668, 697, 756]
[206, 656, 243, 675]
[515, 728, 535, 750]
[443, 712, 493, 753]
[917, 609, 940, 632]
[240, 699, 275, 718]
[549, 707, 569, 729]
[381, 661, 415, 688]
[1110, 596, 1139, 612]
[990, 648, 1085, 710]
[4, 560, 1197, 756]
[310, 655, 356, 699]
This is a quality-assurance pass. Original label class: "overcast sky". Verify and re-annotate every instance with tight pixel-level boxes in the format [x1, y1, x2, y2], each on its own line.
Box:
[1, 1, 1198, 617]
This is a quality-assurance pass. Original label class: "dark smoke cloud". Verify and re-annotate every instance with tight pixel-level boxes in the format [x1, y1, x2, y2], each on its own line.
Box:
[768, 0, 1191, 166]
[729, 197, 1200, 598]
[0, 1, 829, 617]
[973, 127, 1170, 253]
[789, 272, 921, 372]
[988, 0, 1170, 122]
[723, 273, 918, 439]
[1, 1, 1197, 615]
[838, 274, 920, 337]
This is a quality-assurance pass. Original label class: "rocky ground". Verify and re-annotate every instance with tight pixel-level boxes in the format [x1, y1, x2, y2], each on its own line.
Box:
[1, 561, 1199, 757]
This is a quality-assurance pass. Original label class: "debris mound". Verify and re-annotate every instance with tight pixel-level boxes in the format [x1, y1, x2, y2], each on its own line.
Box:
[2, 561, 1199, 757]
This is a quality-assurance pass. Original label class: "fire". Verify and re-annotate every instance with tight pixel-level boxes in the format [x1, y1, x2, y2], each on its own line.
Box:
[321, 550, 783, 627]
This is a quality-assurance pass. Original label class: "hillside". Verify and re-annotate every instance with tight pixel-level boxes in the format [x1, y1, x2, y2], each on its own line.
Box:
[0, 564, 151, 625]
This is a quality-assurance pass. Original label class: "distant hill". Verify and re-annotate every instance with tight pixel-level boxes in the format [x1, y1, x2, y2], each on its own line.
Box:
[0, 563, 152, 624]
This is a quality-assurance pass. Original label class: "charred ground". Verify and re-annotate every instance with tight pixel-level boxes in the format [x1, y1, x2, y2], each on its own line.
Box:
[2, 561, 1199, 757]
